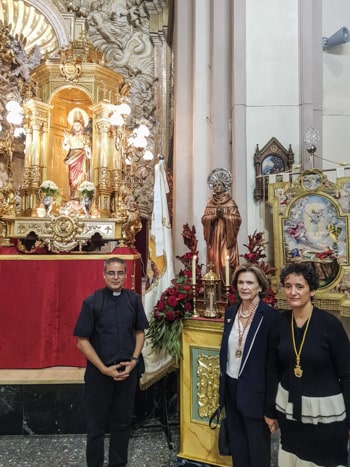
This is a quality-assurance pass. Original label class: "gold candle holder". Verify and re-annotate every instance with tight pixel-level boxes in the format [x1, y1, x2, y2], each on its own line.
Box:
[192, 284, 200, 317]
[224, 284, 230, 304]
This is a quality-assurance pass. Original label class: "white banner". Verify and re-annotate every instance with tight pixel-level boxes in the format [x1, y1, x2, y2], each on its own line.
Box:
[140, 159, 176, 388]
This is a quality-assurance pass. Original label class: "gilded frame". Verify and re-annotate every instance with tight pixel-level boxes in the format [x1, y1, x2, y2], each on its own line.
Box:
[282, 192, 347, 287]
[268, 169, 350, 314]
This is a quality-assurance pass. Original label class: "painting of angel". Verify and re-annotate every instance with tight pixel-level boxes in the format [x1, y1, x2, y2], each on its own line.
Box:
[283, 194, 348, 287]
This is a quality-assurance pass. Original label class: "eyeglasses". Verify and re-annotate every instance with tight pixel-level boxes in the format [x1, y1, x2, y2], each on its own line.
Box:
[105, 270, 126, 277]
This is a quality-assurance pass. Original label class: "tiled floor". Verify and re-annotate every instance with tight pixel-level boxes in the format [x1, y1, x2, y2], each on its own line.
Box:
[0, 423, 179, 467]
[0, 422, 279, 467]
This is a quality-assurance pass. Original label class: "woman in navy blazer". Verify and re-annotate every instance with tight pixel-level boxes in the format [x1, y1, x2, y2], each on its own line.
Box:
[219, 263, 277, 467]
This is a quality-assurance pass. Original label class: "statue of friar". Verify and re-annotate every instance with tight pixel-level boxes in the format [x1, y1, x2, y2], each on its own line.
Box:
[201, 168, 242, 286]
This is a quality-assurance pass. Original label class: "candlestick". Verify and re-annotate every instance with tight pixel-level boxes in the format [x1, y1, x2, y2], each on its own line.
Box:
[192, 283, 199, 317]
[192, 255, 197, 285]
[225, 256, 230, 287]
[224, 284, 231, 311]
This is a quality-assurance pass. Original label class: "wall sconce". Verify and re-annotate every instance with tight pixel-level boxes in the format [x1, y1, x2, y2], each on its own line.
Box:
[0, 100, 24, 134]
[323, 27, 350, 50]
[109, 104, 154, 162]
[109, 101, 154, 221]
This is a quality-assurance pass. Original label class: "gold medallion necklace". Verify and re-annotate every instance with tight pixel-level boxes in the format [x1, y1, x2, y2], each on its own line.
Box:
[291, 308, 312, 378]
[235, 301, 258, 358]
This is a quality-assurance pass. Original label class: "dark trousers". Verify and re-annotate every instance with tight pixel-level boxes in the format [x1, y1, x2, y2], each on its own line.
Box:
[225, 375, 270, 467]
[84, 365, 138, 467]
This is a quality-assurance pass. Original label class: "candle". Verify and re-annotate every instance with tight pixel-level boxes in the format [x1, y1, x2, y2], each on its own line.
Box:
[192, 255, 197, 285]
[225, 256, 230, 287]
[209, 291, 214, 310]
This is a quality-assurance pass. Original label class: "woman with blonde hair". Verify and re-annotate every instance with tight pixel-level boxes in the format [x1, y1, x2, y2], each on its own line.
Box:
[219, 263, 277, 466]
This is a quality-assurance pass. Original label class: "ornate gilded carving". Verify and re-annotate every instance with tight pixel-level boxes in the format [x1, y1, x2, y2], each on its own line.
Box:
[121, 193, 142, 246]
[47, 215, 83, 242]
[11, 215, 120, 253]
[268, 168, 350, 314]
[0, 2, 173, 252]
[196, 353, 220, 419]
[59, 59, 82, 83]
[0, 179, 16, 217]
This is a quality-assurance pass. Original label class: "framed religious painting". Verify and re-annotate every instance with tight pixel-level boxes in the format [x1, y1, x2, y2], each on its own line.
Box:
[268, 169, 350, 314]
[254, 137, 294, 201]
[282, 192, 347, 287]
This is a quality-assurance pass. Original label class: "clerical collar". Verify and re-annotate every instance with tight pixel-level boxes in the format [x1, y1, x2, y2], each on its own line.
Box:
[113, 291, 121, 296]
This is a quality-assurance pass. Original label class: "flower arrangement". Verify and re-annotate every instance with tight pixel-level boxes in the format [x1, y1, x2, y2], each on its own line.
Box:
[147, 227, 277, 364]
[146, 224, 199, 365]
[78, 181, 95, 199]
[39, 180, 59, 198]
[146, 274, 194, 364]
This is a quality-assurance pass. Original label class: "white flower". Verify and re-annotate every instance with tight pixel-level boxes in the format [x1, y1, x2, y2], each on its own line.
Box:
[78, 181, 96, 199]
[40, 180, 58, 191]
[39, 180, 59, 197]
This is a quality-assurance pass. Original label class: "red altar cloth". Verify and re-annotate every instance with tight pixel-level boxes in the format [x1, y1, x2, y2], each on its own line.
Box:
[0, 252, 141, 369]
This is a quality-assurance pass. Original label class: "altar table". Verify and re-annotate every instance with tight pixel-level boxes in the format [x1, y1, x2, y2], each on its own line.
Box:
[0, 251, 141, 369]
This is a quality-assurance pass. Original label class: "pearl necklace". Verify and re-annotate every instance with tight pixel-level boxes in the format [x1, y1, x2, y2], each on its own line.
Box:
[235, 300, 258, 358]
[238, 307, 254, 319]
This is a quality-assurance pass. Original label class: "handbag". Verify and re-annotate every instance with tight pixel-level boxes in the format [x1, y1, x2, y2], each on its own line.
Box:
[209, 407, 231, 456]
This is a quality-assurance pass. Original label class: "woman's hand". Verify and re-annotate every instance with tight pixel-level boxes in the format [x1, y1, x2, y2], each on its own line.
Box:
[264, 415, 279, 433]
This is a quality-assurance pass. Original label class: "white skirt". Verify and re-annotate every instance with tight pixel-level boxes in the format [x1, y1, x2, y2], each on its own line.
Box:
[279, 446, 346, 467]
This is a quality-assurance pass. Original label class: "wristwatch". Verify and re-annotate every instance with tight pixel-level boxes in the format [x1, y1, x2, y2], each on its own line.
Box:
[131, 356, 139, 363]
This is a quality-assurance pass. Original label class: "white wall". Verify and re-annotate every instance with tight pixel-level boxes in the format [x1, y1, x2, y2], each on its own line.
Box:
[173, 0, 349, 271]
[323, 0, 350, 174]
[237, 0, 300, 257]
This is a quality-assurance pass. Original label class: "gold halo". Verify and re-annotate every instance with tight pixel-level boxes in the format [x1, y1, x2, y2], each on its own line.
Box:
[67, 107, 89, 128]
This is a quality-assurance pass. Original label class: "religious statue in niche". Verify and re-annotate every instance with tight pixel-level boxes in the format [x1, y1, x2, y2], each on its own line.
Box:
[201, 168, 242, 286]
[62, 108, 92, 199]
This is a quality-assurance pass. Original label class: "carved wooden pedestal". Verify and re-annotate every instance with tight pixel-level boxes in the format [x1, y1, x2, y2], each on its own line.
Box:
[177, 318, 230, 467]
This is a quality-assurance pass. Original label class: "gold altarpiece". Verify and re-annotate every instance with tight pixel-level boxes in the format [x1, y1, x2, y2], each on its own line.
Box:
[267, 169, 350, 316]
[0, 43, 145, 253]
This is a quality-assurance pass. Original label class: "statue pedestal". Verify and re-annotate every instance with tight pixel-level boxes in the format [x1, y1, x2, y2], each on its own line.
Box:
[177, 318, 231, 466]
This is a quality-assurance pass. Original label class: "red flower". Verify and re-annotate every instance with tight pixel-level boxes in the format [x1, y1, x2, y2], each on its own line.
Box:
[244, 253, 256, 261]
[167, 295, 178, 307]
[153, 310, 161, 320]
[177, 292, 188, 300]
[227, 292, 237, 305]
[165, 311, 176, 321]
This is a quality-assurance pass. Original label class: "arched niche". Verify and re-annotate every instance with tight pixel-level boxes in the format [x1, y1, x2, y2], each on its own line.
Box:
[48, 87, 93, 201]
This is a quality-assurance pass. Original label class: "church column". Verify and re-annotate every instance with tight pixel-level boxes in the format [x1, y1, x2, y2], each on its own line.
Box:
[90, 102, 114, 217]
[173, 0, 234, 267]
[299, 0, 323, 169]
[21, 99, 51, 214]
